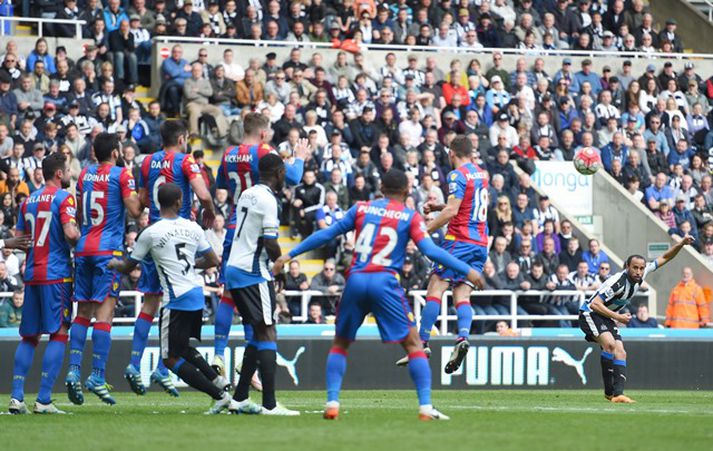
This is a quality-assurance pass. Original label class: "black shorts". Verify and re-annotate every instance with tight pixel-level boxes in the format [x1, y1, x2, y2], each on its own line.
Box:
[159, 307, 203, 359]
[231, 281, 277, 327]
[578, 311, 622, 343]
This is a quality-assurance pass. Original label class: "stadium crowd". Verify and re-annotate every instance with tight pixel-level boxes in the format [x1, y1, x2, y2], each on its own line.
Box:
[0, 0, 711, 331]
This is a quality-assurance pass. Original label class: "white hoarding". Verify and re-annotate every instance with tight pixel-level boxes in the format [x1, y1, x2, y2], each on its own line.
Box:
[531, 161, 593, 216]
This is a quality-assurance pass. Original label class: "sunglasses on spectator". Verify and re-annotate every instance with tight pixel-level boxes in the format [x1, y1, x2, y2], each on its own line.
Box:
[325, 267, 335, 271]
[276, 76, 285, 80]
[5, 59, 15, 63]
[199, 53, 208, 57]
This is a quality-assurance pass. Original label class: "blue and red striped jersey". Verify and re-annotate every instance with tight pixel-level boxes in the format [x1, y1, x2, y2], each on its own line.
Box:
[445, 162, 489, 246]
[346, 198, 428, 274]
[75, 163, 136, 256]
[18, 186, 77, 284]
[215, 143, 275, 228]
[139, 150, 200, 223]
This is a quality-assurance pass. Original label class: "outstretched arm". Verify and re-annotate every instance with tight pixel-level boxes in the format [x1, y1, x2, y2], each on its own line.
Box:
[108, 257, 140, 274]
[656, 235, 695, 269]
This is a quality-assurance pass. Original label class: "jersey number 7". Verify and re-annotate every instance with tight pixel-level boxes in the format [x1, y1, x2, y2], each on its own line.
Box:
[26, 211, 52, 246]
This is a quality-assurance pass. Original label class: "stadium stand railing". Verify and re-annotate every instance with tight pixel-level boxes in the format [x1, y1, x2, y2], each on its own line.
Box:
[0, 16, 85, 39]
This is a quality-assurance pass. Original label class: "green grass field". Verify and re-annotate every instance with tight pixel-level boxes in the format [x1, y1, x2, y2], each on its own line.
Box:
[2, 390, 713, 451]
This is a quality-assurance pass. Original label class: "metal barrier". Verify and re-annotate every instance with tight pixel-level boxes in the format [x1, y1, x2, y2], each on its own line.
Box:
[0, 16, 85, 39]
[283, 290, 332, 323]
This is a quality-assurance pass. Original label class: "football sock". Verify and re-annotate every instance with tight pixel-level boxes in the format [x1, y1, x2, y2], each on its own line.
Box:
[184, 347, 218, 381]
[326, 347, 347, 403]
[155, 356, 169, 376]
[171, 358, 223, 400]
[11, 336, 38, 401]
[455, 301, 473, 340]
[234, 343, 258, 402]
[408, 351, 432, 407]
[244, 323, 254, 343]
[37, 334, 68, 405]
[256, 341, 277, 410]
[129, 312, 153, 370]
[91, 322, 112, 380]
[68, 316, 90, 373]
[600, 352, 614, 396]
[612, 359, 627, 396]
[419, 296, 441, 343]
[213, 298, 234, 358]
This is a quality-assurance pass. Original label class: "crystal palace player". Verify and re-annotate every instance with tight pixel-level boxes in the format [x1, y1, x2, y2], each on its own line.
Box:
[124, 120, 215, 396]
[579, 235, 694, 404]
[224, 154, 299, 416]
[273, 169, 484, 421]
[109, 183, 235, 414]
[397, 136, 489, 373]
[212, 112, 307, 380]
[65, 133, 142, 406]
[9, 153, 80, 414]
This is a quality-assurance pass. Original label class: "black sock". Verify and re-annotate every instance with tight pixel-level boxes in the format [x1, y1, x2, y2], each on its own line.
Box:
[184, 347, 218, 381]
[258, 349, 277, 410]
[600, 353, 614, 396]
[234, 344, 258, 402]
[612, 359, 627, 396]
[172, 359, 223, 400]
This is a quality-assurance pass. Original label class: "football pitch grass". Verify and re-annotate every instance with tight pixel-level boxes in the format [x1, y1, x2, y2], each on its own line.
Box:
[2, 390, 713, 451]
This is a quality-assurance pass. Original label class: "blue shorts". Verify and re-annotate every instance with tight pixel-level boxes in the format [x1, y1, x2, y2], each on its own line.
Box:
[138, 255, 162, 295]
[218, 227, 235, 286]
[20, 282, 73, 337]
[74, 255, 121, 303]
[336, 272, 415, 343]
[431, 240, 487, 287]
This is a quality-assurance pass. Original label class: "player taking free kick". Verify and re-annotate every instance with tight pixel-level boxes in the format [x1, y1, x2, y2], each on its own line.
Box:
[273, 169, 484, 421]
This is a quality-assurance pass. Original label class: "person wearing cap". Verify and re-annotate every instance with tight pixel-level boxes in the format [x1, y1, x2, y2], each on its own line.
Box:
[678, 62, 703, 93]
[598, 30, 618, 52]
[485, 75, 511, 114]
[659, 18, 683, 53]
[489, 111, 518, 148]
[127, 0, 156, 31]
[127, 14, 152, 65]
[553, 58, 580, 95]
[175, 0, 203, 36]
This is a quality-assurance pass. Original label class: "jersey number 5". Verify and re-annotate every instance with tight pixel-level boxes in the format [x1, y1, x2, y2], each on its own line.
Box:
[354, 223, 397, 266]
[174, 243, 191, 275]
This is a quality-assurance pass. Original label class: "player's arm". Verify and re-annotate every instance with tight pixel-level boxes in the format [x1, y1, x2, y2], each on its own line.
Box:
[656, 235, 695, 269]
[194, 229, 219, 269]
[188, 169, 216, 228]
[108, 226, 150, 274]
[589, 295, 630, 324]
[284, 138, 309, 186]
[60, 194, 80, 246]
[121, 168, 143, 219]
[108, 255, 140, 274]
[0, 233, 32, 251]
[426, 195, 461, 235]
[273, 206, 357, 274]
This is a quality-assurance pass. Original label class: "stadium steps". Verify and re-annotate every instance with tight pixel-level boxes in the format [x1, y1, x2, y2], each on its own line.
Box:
[278, 226, 324, 278]
[14, 24, 33, 37]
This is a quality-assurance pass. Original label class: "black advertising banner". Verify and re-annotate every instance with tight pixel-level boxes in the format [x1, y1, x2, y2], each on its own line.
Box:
[0, 338, 711, 392]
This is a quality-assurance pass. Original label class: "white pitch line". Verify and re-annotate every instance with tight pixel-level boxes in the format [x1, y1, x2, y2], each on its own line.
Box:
[445, 405, 713, 415]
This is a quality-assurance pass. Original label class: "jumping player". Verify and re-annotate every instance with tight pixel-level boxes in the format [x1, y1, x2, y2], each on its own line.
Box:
[273, 169, 484, 421]
[579, 235, 695, 403]
[109, 183, 236, 414]
[224, 154, 299, 416]
[9, 153, 80, 414]
[65, 133, 142, 406]
[124, 120, 215, 396]
[212, 112, 307, 382]
[396, 135, 489, 374]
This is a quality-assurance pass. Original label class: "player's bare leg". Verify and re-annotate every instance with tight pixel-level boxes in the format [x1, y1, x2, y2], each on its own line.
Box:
[66, 302, 94, 405]
[400, 327, 449, 421]
[324, 336, 350, 420]
[396, 275, 449, 366]
[444, 283, 473, 374]
[84, 297, 117, 405]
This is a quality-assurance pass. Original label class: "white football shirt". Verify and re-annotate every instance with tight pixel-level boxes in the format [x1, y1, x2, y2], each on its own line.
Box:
[131, 217, 212, 310]
[226, 184, 279, 289]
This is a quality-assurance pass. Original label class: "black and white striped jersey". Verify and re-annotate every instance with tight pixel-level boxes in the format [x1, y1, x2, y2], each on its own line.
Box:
[580, 260, 658, 313]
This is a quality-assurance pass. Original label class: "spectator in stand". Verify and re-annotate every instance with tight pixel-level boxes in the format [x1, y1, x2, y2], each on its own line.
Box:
[309, 259, 345, 315]
[159, 45, 191, 116]
[0, 290, 23, 327]
[183, 62, 228, 139]
[645, 172, 675, 211]
[292, 170, 324, 238]
[581, 239, 609, 274]
[628, 304, 659, 328]
[665, 267, 710, 328]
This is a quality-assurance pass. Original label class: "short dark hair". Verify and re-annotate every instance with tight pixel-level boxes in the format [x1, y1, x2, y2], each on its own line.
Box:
[160, 120, 188, 147]
[157, 182, 182, 209]
[381, 169, 408, 194]
[42, 151, 66, 181]
[449, 135, 473, 158]
[93, 132, 120, 163]
[625, 254, 646, 267]
[258, 153, 284, 177]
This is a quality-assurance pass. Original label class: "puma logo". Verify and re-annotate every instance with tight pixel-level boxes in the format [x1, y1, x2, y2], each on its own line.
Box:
[276, 347, 305, 385]
[552, 347, 593, 384]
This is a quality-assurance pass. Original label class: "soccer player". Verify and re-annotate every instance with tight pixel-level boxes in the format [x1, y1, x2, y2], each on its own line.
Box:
[224, 154, 299, 416]
[124, 120, 216, 397]
[109, 183, 236, 414]
[396, 135, 489, 373]
[579, 235, 695, 403]
[273, 169, 484, 421]
[212, 112, 307, 382]
[65, 132, 143, 405]
[9, 153, 80, 414]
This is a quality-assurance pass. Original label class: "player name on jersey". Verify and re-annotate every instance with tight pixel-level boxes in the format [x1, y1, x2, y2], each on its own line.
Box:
[150, 159, 176, 170]
[464, 172, 488, 181]
[25, 193, 59, 205]
[155, 227, 205, 249]
[223, 153, 254, 164]
[356, 204, 411, 221]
